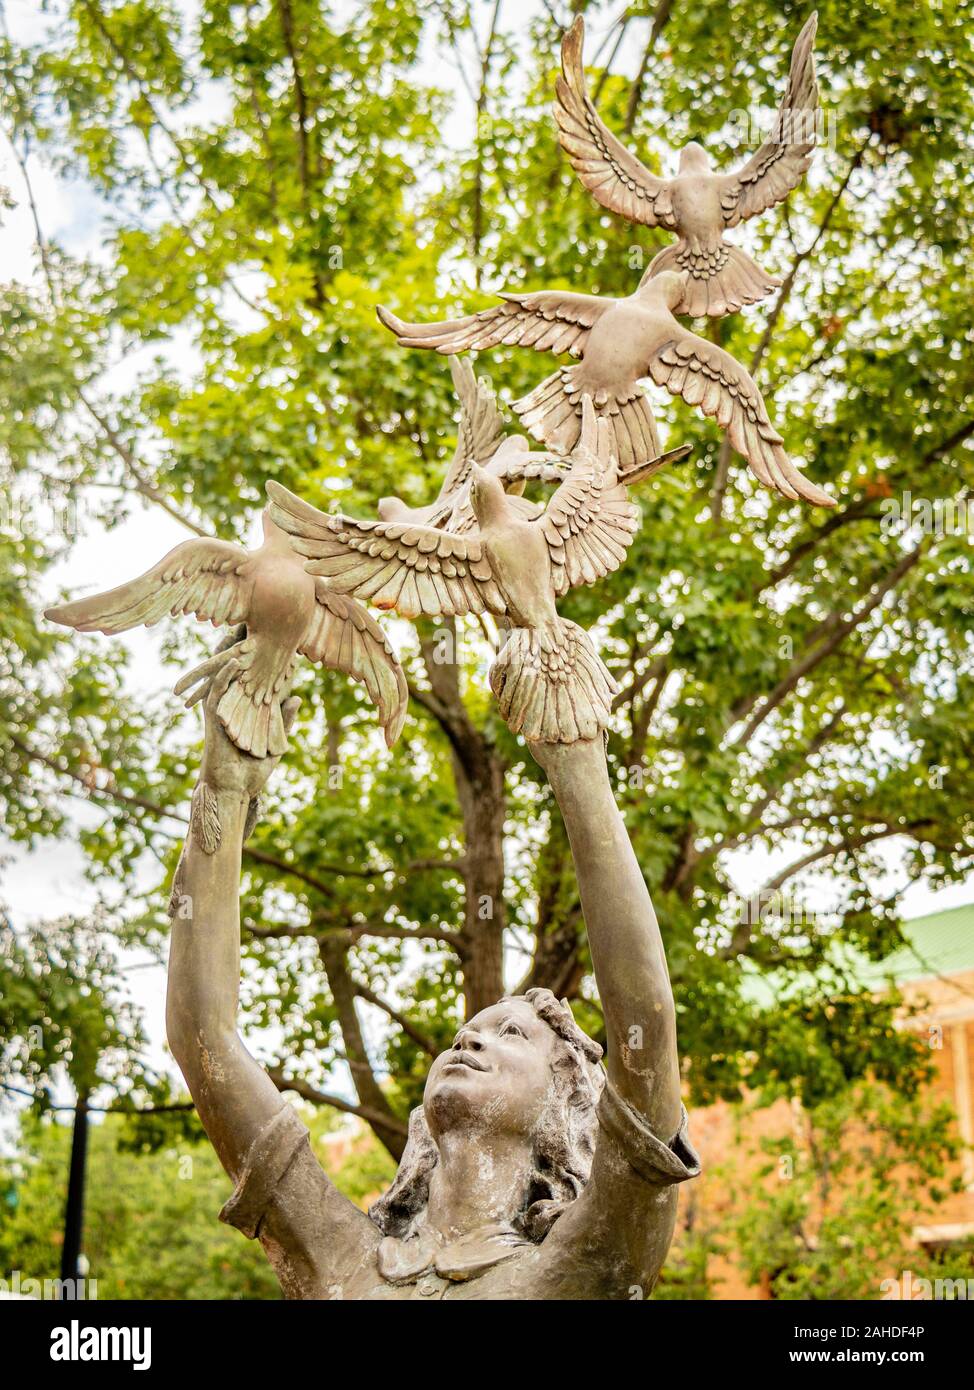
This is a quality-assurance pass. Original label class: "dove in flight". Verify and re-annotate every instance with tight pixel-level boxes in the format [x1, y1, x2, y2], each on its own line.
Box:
[378, 269, 832, 506]
[267, 400, 641, 744]
[380, 357, 691, 536]
[376, 357, 569, 534]
[45, 510, 408, 758]
[555, 13, 819, 318]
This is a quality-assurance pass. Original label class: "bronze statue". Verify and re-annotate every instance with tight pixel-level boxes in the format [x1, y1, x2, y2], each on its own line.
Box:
[268, 401, 644, 743]
[378, 270, 833, 505]
[44, 13, 844, 1302]
[165, 664, 699, 1299]
[555, 14, 820, 318]
[381, 356, 690, 533]
[376, 356, 558, 530]
[45, 510, 408, 757]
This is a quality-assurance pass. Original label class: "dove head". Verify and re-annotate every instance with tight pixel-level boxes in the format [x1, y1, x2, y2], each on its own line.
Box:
[638, 268, 690, 311]
[377, 495, 412, 523]
[260, 506, 293, 549]
[469, 464, 509, 528]
[678, 140, 712, 174]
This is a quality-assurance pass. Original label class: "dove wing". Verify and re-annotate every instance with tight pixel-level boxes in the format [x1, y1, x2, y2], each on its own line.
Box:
[720, 14, 819, 227]
[540, 399, 641, 597]
[377, 289, 609, 361]
[45, 538, 252, 634]
[266, 481, 507, 619]
[496, 455, 571, 488]
[646, 328, 833, 506]
[554, 17, 676, 231]
[435, 358, 508, 503]
[300, 582, 408, 747]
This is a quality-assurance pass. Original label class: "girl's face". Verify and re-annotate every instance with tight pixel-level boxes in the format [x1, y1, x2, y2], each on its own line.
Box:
[423, 999, 557, 1142]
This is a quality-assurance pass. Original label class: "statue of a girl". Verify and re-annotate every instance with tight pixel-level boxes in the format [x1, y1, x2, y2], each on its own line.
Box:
[166, 661, 699, 1300]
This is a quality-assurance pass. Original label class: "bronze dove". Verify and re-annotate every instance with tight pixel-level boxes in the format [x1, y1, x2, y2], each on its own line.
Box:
[555, 13, 819, 318]
[382, 358, 690, 536]
[378, 268, 832, 506]
[45, 510, 408, 758]
[377, 357, 567, 533]
[267, 400, 640, 744]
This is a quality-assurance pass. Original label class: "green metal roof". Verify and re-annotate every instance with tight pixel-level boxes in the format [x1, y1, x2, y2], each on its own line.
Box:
[859, 903, 974, 986]
[740, 902, 974, 1007]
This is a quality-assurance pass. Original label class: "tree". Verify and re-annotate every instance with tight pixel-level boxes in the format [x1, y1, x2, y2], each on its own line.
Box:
[729, 1081, 969, 1300]
[1, 0, 972, 1171]
[0, 1110, 281, 1298]
[0, 910, 195, 1129]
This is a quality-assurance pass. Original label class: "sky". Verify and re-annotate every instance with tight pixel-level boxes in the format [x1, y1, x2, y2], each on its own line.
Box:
[2, 0, 971, 1116]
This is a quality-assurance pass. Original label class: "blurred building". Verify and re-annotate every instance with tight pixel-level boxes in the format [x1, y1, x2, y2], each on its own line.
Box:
[683, 902, 974, 1298]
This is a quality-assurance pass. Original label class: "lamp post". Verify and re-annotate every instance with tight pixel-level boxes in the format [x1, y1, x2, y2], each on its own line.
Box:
[59, 1090, 89, 1297]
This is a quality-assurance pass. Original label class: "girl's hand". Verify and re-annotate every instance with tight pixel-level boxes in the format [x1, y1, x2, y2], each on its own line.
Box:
[198, 660, 300, 800]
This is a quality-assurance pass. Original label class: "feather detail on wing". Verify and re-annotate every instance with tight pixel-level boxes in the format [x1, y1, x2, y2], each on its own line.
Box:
[646, 329, 834, 507]
[301, 583, 408, 747]
[266, 481, 506, 619]
[515, 364, 661, 468]
[376, 289, 609, 361]
[555, 17, 676, 231]
[45, 538, 252, 634]
[494, 454, 571, 488]
[436, 358, 507, 501]
[540, 397, 641, 597]
[720, 13, 819, 227]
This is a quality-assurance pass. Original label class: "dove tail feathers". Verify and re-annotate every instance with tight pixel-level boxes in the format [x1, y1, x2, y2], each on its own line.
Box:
[217, 681, 288, 761]
[194, 635, 294, 759]
[647, 240, 780, 318]
[490, 620, 618, 744]
[513, 366, 660, 468]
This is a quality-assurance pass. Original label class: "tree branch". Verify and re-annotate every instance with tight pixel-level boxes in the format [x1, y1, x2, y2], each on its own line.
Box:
[711, 141, 869, 522]
[729, 538, 925, 748]
[317, 937, 407, 1157]
[1, 125, 208, 535]
[353, 982, 439, 1058]
[623, 0, 675, 134]
[265, 1068, 408, 1138]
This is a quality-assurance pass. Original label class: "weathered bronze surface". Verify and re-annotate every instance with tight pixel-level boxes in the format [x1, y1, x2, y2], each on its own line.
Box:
[166, 678, 699, 1299]
[46, 512, 407, 756]
[47, 13, 836, 1299]
[556, 14, 820, 319]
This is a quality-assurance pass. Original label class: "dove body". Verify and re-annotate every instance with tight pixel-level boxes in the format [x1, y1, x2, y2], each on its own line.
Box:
[556, 271, 686, 401]
[554, 15, 818, 318]
[46, 510, 407, 758]
[467, 470, 558, 630]
[267, 399, 640, 743]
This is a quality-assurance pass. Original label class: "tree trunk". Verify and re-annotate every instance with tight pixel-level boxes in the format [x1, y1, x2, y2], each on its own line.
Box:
[454, 741, 507, 1016]
[318, 937, 406, 1160]
[520, 802, 587, 998]
[415, 621, 508, 1017]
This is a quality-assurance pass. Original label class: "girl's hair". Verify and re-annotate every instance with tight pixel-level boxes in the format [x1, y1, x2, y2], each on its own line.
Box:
[369, 988, 605, 1244]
